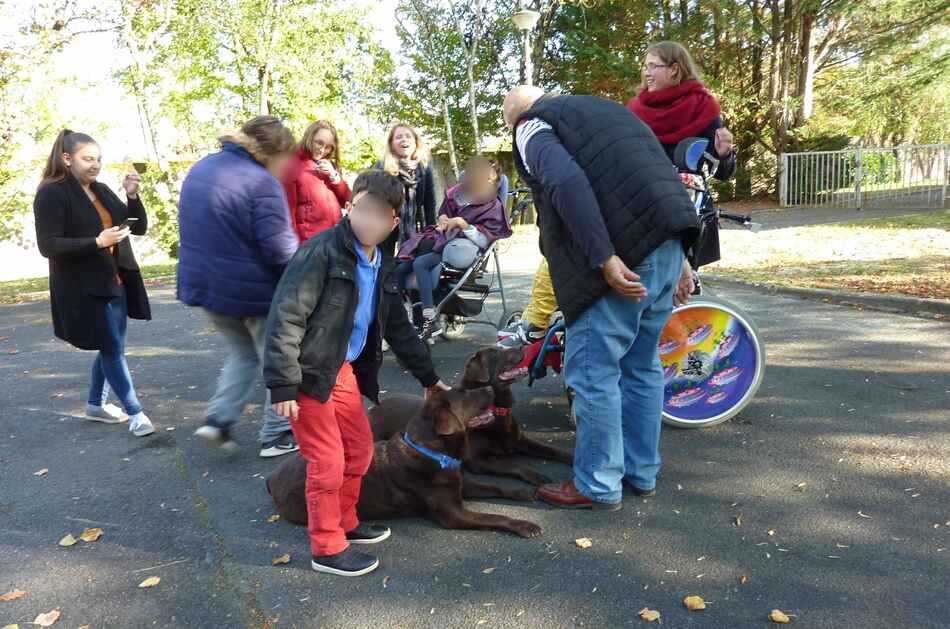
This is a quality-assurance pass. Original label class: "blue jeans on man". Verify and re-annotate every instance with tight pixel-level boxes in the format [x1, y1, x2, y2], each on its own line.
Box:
[565, 238, 685, 504]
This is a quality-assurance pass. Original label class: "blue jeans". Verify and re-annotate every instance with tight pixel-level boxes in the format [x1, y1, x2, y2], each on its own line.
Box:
[396, 253, 442, 308]
[87, 289, 143, 415]
[204, 311, 291, 444]
[565, 238, 685, 504]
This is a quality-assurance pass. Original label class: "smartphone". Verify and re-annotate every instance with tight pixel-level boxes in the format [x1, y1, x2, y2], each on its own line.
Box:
[119, 217, 140, 229]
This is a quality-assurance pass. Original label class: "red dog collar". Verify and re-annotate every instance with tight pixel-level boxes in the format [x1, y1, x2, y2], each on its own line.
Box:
[489, 405, 511, 417]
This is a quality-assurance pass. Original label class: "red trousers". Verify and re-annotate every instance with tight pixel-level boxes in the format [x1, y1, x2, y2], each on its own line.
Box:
[290, 363, 374, 556]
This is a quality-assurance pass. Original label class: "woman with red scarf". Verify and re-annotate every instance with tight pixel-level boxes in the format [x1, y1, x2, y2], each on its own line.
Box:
[500, 41, 737, 351]
[628, 41, 736, 180]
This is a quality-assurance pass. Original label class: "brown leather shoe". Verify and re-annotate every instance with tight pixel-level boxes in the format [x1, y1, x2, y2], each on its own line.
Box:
[537, 480, 622, 511]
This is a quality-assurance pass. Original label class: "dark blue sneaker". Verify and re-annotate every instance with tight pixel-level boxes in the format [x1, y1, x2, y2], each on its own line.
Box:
[346, 524, 391, 544]
[311, 547, 379, 577]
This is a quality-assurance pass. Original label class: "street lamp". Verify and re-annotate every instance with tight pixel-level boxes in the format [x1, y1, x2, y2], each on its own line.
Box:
[512, 8, 540, 86]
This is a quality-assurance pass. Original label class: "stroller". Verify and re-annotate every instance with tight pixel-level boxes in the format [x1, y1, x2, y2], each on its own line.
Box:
[402, 176, 533, 341]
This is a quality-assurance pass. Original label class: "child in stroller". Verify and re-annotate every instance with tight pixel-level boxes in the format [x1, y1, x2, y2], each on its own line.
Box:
[396, 156, 513, 340]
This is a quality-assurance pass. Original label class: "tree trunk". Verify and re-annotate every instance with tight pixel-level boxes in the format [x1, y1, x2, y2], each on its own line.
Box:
[794, 6, 816, 126]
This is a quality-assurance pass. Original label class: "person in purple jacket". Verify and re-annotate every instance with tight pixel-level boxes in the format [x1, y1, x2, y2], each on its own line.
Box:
[176, 116, 300, 458]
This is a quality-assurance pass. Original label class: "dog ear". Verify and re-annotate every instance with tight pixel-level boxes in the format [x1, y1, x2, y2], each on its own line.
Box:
[463, 350, 491, 384]
[433, 401, 462, 436]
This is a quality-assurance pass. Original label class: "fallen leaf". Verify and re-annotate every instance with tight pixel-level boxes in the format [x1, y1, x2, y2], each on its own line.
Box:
[482, 567, 496, 574]
[267, 514, 281, 523]
[739, 575, 749, 585]
[734, 514, 742, 527]
[382, 576, 391, 588]
[769, 609, 791, 623]
[768, 529, 776, 536]
[33, 468, 48, 476]
[271, 553, 290, 565]
[574, 537, 593, 549]
[638, 607, 661, 622]
[58, 534, 77, 547]
[138, 576, 161, 588]
[33, 610, 61, 626]
[79, 527, 103, 542]
[0, 589, 26, 602]
[683, 595, 706, 611]
[795, 482, 807, 492]
[49, 393, 63, 399]
[857, 511, 873, 519]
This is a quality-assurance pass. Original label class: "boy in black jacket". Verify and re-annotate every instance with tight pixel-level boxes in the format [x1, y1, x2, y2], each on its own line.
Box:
[264, 169, 448, 577]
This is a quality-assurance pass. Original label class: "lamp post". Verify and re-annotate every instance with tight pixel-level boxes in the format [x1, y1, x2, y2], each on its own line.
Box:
[512, 8, 540, 86]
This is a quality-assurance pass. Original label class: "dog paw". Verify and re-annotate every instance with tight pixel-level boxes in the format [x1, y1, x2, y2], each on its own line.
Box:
[524, 472, 554, 486]
[512, 488, 538, 502]
[512, 520, 544, 538]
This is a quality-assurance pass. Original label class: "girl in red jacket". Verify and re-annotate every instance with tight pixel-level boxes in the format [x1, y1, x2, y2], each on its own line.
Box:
[283, 120, 351, 242]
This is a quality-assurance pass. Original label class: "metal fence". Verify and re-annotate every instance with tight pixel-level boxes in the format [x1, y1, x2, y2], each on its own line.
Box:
[779, 144, 950, 209]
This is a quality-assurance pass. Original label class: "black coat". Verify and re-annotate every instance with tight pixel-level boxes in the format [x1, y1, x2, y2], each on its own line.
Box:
[34, 174, 151, 351]
[373, 161, 437, 255]
[512, 95, 700, 324]
[263, 218, 439, 405]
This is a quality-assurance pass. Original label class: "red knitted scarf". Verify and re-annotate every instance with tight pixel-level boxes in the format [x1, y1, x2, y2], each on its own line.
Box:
[627, 80, 720, 144]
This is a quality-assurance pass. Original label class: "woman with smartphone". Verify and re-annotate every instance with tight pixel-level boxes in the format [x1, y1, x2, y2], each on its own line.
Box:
[33, 129, 155, 437]
[282, 120, 350, 242]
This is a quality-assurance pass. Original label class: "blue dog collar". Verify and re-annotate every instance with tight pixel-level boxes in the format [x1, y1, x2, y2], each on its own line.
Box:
[402, 433, 461, 470]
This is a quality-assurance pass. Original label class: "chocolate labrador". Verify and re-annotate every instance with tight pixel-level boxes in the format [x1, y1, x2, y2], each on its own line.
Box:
[266, 386, 543, 538]
[371, 346, 574, 486]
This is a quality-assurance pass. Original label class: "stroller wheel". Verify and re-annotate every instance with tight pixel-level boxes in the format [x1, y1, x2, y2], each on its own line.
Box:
[441, 315, 467, 340]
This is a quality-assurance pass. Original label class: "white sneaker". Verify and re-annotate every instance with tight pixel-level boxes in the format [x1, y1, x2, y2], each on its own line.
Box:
[129, 413, 155, 437]
[85, 403, 126, 424]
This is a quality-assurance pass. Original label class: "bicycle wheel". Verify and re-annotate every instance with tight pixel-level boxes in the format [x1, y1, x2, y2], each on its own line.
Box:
[660, 296, 765, 428]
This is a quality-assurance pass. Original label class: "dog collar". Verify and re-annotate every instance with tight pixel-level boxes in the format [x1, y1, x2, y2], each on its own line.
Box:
[489, 405, 511, 417]
[402, 433, 461, 470]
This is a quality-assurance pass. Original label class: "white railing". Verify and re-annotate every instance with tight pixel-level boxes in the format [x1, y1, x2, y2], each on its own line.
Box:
[779, 144, 950, 209]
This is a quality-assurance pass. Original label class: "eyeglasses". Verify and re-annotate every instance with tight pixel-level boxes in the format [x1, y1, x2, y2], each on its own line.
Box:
[643, 63, 670, 72]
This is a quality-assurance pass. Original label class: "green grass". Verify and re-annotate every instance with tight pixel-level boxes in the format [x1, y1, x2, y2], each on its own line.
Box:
[0, 262, 177, 304]
[842, 209, 950, 230]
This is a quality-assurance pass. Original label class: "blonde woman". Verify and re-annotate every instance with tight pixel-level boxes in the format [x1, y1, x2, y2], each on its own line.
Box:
[374, 123, 436, 254]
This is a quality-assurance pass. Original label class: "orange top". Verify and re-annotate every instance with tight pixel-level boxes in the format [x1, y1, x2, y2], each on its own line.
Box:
[92, 196, 122, 285]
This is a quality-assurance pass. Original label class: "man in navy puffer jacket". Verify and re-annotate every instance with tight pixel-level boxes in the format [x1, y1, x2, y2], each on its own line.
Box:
[177, 116, 300, 458]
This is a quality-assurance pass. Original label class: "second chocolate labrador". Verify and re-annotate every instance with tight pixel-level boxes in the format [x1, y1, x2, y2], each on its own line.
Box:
[371, 346, 574, 486]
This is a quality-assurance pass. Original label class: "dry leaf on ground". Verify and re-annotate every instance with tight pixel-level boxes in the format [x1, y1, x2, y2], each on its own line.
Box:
[79, 528, 103, 542]
[683, 595, 706, 611]
[34, 469, 48, 476]
[0, 589, 26, 602]
[638, 607, 661, 622]
[574, 538, 593, 548]
[58, 534, 77, 547]
[739, 575, 749, 585]
[769, 609, 792, 623]
[272, 553, 290, 565]
[138, 576, 161, 588]
[33, 610, 61, 626]
[267, 515, 281, 523]
[482, 567, 496, 574]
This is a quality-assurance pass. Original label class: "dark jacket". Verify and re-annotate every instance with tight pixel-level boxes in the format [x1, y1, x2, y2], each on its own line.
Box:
[176, 140, 298, 318]
[263, 218, 440, 404]
[282, 145, 350, 242]
[512, 94, 700, 324]
[374, 160, 436, 254]
[660, 116, 736, 181]
[34, 174, 151, 350]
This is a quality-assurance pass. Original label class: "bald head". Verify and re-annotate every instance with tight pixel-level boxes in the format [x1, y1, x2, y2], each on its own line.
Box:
[503, 85, 545, 130]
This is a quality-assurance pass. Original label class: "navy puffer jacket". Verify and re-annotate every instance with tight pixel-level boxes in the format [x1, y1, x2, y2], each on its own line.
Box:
[177, 139, 298, 317]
